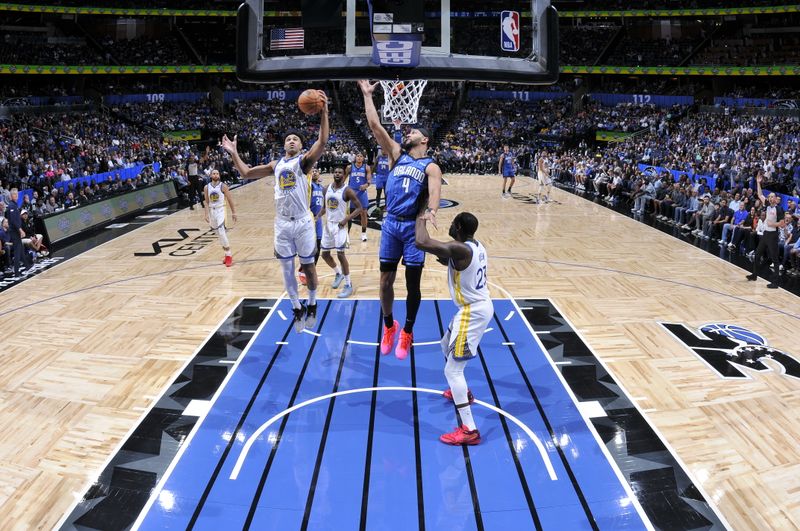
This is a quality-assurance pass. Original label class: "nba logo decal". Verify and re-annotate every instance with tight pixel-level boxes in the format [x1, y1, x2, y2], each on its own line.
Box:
[500, 10, 520, 52]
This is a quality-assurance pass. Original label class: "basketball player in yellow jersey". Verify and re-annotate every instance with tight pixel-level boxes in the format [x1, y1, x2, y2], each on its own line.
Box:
[219, 90, 329, 332]
[415, 211, 492, 446]
[203, 169, 237, 266]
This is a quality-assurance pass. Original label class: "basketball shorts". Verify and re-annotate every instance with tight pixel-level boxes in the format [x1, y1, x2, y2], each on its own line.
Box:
[503, 170, 516, 178]
[379, 216, 424, 267]
[442, 300, 493, 361]
[375, 175, 388, 189]
[351, 190, 369, 212]
[209, 205, 226, 230]
[538, 171, 552, 185]
[321, 220, 349, 251]
[274, 213, 317, 264]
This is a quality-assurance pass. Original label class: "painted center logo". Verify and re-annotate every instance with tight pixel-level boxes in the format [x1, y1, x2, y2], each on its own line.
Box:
[662, 322, 800, 381]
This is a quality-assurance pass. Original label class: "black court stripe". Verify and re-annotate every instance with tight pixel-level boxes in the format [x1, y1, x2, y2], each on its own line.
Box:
[476, 344, 543, 531]
[187, 310, 294, 529]
[434, 301, 484, 531]
[493, 312, 600, 530]
[242, 301, 333, 529]
[409, 344, 425, 531]
[300, 301, 359, 530]
[358, 310, 384, 531]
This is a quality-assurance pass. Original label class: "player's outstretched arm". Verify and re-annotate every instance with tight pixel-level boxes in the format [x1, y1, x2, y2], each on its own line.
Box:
[343, 188, 363, 226]
[415, 215, 470, 264]
[422, 163, 443, 228]
[219, 134, 274, 179]
[358, 80, 401, 164]
[302, 91, 330, 172]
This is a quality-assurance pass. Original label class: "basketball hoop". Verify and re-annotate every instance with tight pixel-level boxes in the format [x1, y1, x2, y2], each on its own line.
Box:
[379, 79, 427, 126]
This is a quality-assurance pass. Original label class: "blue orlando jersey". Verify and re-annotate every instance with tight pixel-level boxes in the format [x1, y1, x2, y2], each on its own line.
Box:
[349, 163, 368, 189]
[386, 153, 432, 218]
[502, 151, 515, 174]
[376, 156, 390, 178]
[310, 181, 324, 237]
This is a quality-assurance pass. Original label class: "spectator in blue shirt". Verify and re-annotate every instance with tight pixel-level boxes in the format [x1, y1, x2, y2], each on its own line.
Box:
[721, 201, 748, 247]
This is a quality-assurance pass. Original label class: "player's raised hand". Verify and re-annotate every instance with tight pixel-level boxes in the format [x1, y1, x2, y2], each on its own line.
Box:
[316, 90, 328, 110]
[422, 208, 438, 229]
[358, 79, 378, 96]
[219, 134, 237, 155]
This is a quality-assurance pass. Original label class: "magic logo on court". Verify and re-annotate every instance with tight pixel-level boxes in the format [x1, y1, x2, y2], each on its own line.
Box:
[366, 198, 459, 231]
[661, 322, 800, 381]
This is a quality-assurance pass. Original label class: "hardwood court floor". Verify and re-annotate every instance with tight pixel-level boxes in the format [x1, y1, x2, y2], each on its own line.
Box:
[0, 174, 798, 530]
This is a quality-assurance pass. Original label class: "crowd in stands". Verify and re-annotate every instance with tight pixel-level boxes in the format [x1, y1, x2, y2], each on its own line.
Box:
[559, 26, 618, 65]
[101, 35, 194, 65]
[2, 73, 799, 280]
[607, 29, 706, 67]
[0, 35, 102, 65]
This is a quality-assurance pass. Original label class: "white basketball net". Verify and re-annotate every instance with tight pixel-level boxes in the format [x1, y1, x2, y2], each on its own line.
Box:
[379, 79, 428, 125]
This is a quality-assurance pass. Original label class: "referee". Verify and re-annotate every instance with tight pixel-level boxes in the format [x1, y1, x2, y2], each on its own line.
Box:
[746, 173, 785, 289]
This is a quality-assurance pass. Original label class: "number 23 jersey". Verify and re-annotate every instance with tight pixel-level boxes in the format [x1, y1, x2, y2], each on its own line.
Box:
[448, 240, 490, 307]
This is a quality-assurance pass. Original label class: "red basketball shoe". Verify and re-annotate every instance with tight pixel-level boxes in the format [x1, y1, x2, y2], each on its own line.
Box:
[380, 320, 399, 355]
[440, 425, 481, 446]
[442, 389, 475, 404]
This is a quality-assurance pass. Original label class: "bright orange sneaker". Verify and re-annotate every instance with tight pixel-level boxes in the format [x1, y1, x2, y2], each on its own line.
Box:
[380, 320, 399, 355]
[440, 425, 481, 446]
[298, 271, 307, 285]
[395, 329, 413, 360]
[224, 255, 233, 267]
[442, 389, 475, 404]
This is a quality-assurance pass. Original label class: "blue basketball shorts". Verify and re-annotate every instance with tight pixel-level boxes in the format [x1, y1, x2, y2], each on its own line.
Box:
[379, 216, 425, 267]
[351, 190, 369, 212]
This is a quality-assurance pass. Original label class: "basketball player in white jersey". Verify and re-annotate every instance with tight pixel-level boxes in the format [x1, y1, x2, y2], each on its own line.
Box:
[536, 150, 552, 203]
[219, 90, 329, 332]
[415, 211, 492, 446]
[317, 164, 364, 298]
[203, 169, 237, 266]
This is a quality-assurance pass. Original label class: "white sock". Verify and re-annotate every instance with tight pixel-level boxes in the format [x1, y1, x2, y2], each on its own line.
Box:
[457, 404, 477, 432]
[308, 289, 317, 305]
[334, 265, 342, 275]
[225, 249, 232, 257]
[280, 258, 300, 308]
[445, 355, 476, 430]
[344, 274, 351, 286]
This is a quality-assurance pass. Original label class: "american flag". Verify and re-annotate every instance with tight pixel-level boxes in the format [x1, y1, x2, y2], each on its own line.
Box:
[270, 28, 305, 50]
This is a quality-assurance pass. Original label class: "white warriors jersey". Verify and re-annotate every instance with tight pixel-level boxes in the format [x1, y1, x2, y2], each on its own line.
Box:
[448, 240, 490, 307]
[325, 184, 348, 224]
[207, 180, 225, 208]
[273, 154, 311, 218]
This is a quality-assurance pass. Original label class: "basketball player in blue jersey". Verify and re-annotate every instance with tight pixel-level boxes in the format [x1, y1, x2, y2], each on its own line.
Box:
[358, 79, 443, 360]
[373, 148, 390, 214]
[219, 90, 329, 333]
[345, 153, 372, 241]
[300, 168, 325, 285]
[498, 144, 516, 198]
[416, 211, 491, 445]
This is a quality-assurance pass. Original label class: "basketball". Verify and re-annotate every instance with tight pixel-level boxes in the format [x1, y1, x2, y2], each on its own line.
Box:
[298, 89, 323, 115]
